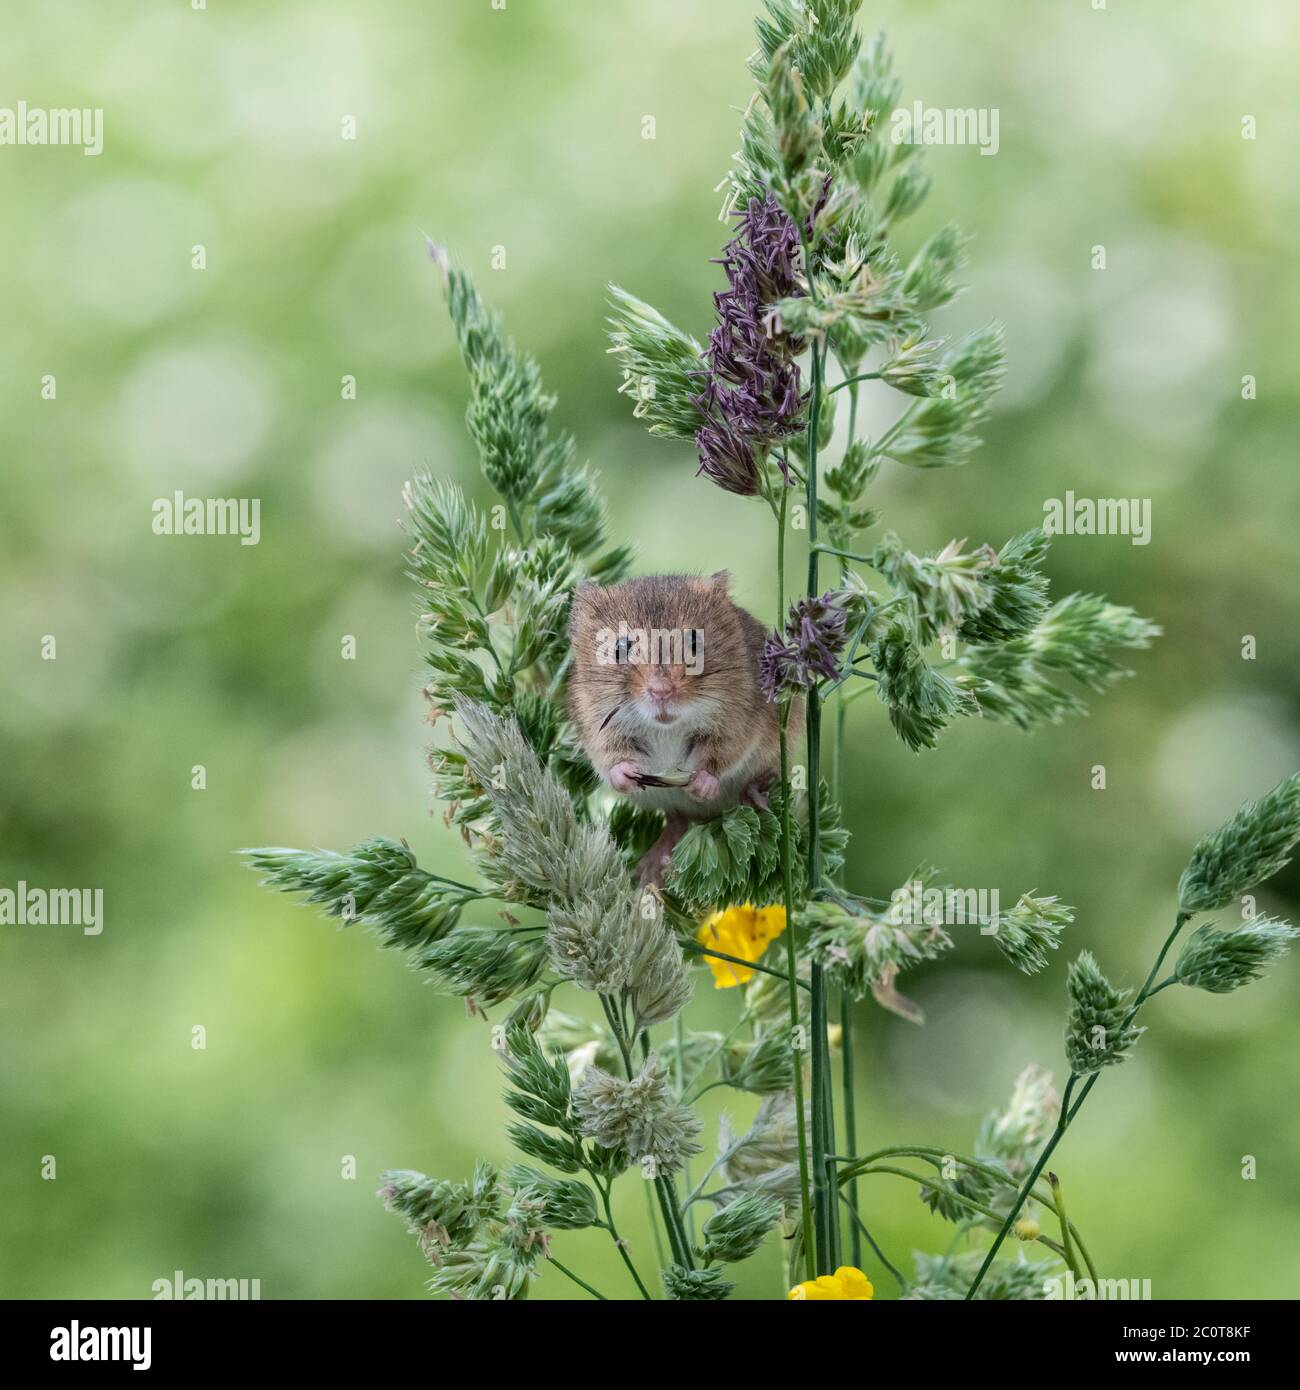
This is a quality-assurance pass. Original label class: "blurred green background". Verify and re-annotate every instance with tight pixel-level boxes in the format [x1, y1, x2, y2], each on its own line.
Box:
[2, 0, 1298, 1300]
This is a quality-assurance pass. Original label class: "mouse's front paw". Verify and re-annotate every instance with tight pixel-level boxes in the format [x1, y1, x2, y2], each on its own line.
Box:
[688, 768, 721, 802]
[608, 761, 644, 794]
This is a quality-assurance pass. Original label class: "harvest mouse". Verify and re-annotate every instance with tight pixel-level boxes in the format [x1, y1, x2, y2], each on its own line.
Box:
[567, 571, 787, 884]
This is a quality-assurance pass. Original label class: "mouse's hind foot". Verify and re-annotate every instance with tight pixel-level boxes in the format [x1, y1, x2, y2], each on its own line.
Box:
[740, 769, 778, 811]
[635, 814, 689, 888]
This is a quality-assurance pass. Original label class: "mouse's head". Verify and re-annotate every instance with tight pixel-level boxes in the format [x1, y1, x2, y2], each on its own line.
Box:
[568, 572, 746, 731]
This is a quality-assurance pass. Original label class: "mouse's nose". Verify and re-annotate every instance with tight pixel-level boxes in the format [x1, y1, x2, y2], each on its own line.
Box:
[645, 673, 674, 702]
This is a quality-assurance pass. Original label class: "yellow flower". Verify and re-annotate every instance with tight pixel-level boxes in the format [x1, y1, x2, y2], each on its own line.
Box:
[1013, 1216, 1040, 1242]
[696, 903, 788, 988]
[788, 1266, 875, 1301]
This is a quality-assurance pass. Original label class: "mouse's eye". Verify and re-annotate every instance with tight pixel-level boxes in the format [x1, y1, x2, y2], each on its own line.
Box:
[613, 636, 631, 665]
[685, 629, 700, 661]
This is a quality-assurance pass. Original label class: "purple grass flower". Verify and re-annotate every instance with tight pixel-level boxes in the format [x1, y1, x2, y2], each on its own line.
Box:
[759, 592, 850, 701]
[693, 191, 808, 496]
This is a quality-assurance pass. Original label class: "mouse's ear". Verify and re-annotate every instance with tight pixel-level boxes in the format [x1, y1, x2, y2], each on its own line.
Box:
[707, 569, 731, 595]
[569, 581, 596, 631]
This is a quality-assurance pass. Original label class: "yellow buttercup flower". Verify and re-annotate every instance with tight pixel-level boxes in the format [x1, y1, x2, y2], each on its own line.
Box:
[788, 1266, 875, 1301]
[697, 903, 788, 988]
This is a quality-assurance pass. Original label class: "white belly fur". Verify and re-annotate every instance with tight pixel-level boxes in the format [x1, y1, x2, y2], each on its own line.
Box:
[627, 725, 771, 820]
